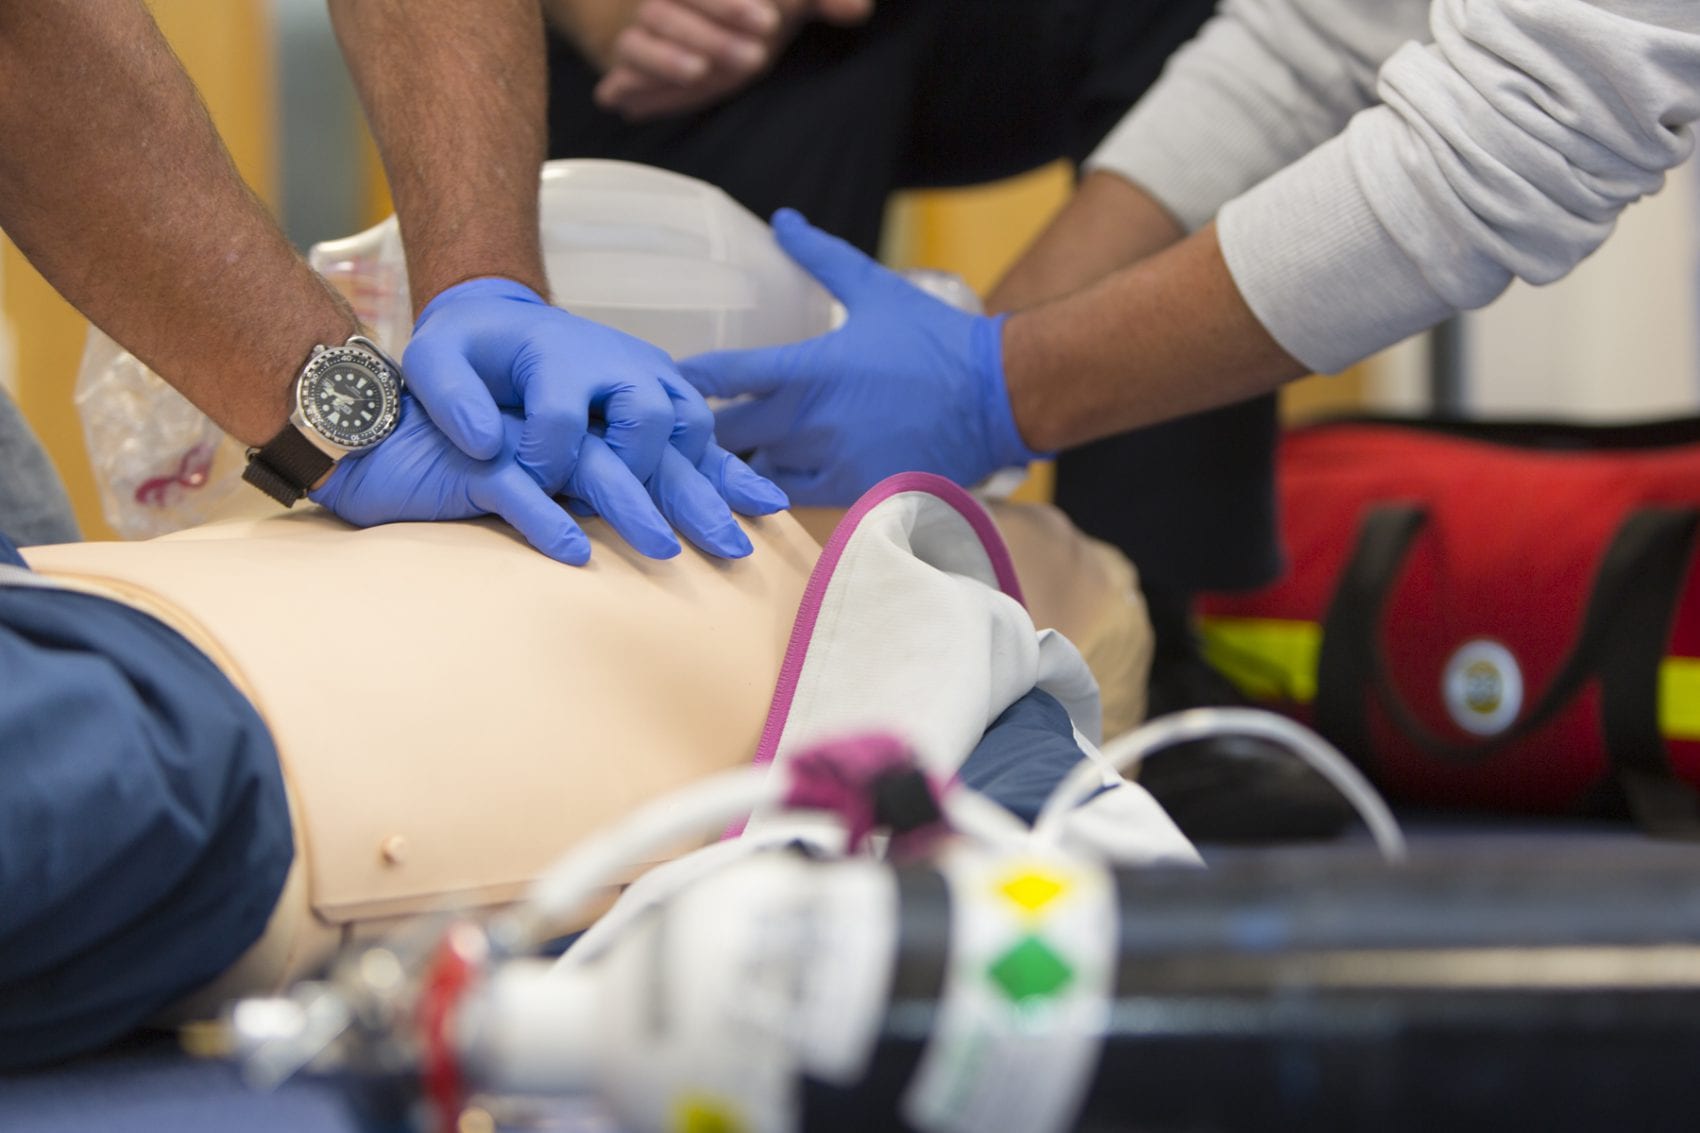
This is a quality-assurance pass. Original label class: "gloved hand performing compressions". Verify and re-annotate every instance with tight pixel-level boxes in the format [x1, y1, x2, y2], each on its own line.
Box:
[314, 390, 788, 564]
[312, 396, 592, 564]
[391, 276, 787, 560]
[680, 208, 1044, 506]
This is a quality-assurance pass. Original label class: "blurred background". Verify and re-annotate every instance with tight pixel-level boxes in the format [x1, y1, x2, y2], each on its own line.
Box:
[4, 0, 1698, 539]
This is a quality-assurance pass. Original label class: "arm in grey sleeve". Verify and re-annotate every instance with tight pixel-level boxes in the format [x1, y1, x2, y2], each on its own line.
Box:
[1220, 0, 1700, 374]
[1083, 0, 1432, 231]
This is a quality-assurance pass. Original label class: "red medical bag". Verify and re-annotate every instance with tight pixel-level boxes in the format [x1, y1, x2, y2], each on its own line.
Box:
[1196, 419, 1700, 829]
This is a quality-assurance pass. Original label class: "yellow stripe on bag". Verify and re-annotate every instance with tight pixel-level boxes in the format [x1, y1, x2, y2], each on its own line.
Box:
[1202, 616, 1700, 743]
[1197, 617, 1322, 705]
[1660, 658, 1700, 741]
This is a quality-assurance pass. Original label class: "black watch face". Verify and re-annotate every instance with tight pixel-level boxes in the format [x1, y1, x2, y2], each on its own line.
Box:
[299, 345, 401, 450]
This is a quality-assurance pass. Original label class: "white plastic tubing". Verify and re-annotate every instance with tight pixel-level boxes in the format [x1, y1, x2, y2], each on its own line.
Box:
[509, 708, 1407, 957]
[1033, 707, 1408, 862]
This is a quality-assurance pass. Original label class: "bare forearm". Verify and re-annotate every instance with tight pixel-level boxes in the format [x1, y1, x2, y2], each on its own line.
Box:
[1003, 222, 1303, 452]
[989, 171, 1266, 451]
[986, 171, 1185, 315]
[329, 0, 550, 311]
[0, 1, 353, 447]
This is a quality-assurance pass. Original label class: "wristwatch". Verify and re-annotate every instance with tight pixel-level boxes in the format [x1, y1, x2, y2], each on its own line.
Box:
[243, 334, 405, 506]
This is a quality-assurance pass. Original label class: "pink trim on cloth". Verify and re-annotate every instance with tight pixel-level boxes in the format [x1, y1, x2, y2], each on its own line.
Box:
[736, 472, 1024, 804]
[725, 474, 1023, 838]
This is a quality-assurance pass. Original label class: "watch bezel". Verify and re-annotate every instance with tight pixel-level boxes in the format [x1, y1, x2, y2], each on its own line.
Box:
[295, 337, 403, 452]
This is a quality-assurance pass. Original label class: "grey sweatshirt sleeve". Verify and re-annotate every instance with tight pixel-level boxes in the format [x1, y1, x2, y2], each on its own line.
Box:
[1220, 0, 1700, 373]
[1083, 0, 1432, 232]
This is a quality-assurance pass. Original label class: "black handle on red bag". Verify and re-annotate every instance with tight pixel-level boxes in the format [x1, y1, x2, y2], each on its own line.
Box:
[1313, 504, 1700, 824]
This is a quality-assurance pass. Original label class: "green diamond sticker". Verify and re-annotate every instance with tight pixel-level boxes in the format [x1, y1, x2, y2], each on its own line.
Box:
[986, 935, 1074, 1003]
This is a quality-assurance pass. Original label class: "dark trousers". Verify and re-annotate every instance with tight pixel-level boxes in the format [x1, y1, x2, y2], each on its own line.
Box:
[0, 385, 78, 547]
[548, 0, 1282, 593]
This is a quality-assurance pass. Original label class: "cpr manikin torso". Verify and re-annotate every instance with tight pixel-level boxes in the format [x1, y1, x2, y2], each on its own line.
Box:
[24, 510, 822, 1008]
[40, 162, 1153, 1004]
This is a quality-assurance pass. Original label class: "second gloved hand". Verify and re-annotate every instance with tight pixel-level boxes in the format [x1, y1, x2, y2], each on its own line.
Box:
[679, 208, 1045, 506]
[314, 395, 789, 564]
[403, 276, 681, 488]
[312, 395, 594, 564]
[402, 276, 787, 560]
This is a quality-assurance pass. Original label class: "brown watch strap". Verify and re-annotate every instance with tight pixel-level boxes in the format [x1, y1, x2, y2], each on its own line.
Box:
[242, 423, 336, 506]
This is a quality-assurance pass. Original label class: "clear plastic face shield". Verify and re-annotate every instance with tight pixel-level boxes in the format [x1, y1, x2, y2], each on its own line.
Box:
[314, 160, 840, 361]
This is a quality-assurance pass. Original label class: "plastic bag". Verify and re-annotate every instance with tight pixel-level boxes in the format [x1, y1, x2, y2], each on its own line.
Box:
[74, 332, 248, 539]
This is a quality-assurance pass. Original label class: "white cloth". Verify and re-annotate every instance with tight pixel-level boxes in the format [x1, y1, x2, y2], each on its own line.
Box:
[741, 476, 1197, 866]
[1088, 0, 1700, 373]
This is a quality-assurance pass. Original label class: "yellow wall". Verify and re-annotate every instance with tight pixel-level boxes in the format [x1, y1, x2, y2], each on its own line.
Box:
[2, 1, 276, 540]
[890, 163, 1075, 297]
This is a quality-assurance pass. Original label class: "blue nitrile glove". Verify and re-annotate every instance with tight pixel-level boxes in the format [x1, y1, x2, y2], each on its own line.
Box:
[679, 208, 1044, 506]
[312, 395, 595, 564]
[313, 396, 786, 563]
[402, 276, 786, 558]
[641, 369, 791, 555]
[555, 374, 790, 558]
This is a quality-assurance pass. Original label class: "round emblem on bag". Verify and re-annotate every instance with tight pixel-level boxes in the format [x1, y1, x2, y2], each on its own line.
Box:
[1442, 639, 1523, 736]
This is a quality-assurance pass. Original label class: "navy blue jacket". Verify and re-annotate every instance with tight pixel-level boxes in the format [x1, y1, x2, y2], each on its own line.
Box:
[0, 532, 291, 1069]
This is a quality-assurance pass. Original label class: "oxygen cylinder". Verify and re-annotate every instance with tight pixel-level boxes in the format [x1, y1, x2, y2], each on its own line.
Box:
[451, 843, 1700, 1133]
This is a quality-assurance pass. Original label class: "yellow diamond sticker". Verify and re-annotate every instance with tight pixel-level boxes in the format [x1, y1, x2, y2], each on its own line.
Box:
[998, 869, 1069, 915]
[673, 1097, 747, 1133]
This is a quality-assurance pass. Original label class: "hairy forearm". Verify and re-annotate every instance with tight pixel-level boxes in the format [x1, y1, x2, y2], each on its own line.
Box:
[1003, 222, 1303, 452]
[0, 1, 354, 447]
[329, 0, 550, 312]
[986, 172, 1184, 315]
